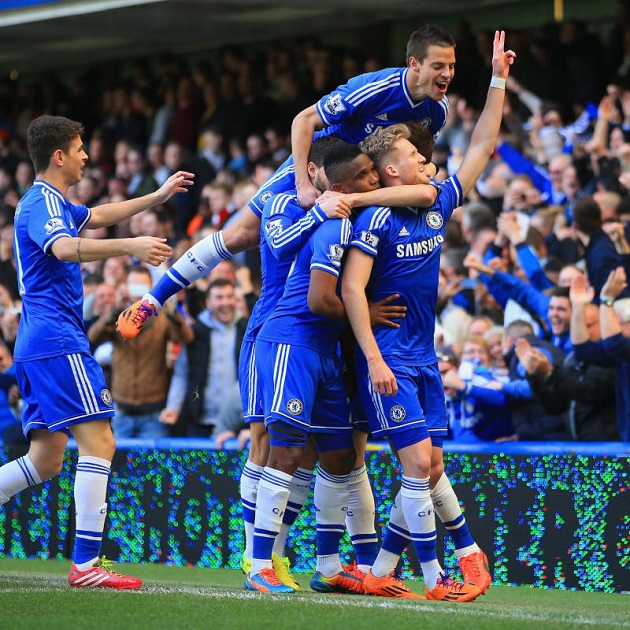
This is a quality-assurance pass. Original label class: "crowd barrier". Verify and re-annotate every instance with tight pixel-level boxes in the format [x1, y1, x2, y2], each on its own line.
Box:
[1, 439, 628, 593]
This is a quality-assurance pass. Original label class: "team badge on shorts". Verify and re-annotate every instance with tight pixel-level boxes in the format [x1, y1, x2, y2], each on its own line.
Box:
[426, 211, 443, 230]
[390, 405, 406, 423]
[101, 389, 113, 406]
[286, 399, 304, 415]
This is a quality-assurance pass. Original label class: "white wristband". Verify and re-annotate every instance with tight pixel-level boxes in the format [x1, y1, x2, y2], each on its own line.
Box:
[490, 76, 506, 90]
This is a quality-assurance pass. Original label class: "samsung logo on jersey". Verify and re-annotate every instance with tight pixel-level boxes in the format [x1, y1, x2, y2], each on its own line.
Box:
[44, 217, 65, 234]
[396, 234, 444, 258]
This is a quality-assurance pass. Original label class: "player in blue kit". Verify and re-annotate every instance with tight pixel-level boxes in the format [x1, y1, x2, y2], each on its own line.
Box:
[244, 143, 394, 594]
[342, 31, 515, 602]
[240, 133, 443, 590]
[117, 24, 456, 339]
[238, 137, 352, 589]
[0, 115, 193, 589]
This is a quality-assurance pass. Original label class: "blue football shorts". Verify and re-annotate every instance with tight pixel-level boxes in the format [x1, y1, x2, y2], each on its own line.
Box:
[16, 352, 114, 438]
[239, 339, 264, 423]
[356, 361, 447, 450]
[255, 339, 352, 438]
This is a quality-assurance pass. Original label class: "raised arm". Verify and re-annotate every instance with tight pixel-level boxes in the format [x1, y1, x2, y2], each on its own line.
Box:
[87, 171, 194, 228]
[291, 105, 326, 209]
[455, 31, 516, 196]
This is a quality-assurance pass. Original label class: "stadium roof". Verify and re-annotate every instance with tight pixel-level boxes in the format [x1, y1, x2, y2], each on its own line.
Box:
[0, 0, 551, 74]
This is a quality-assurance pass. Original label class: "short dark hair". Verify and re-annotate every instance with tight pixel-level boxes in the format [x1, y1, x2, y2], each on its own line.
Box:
[406, 24, 456, 64]
[308, 136, 345, 168]
[27, 115, 84, 174]
[406, 121, 434, 162]
[572, 195, 602, 236]
[323, 141, 363, 184]
[549, 286, 570, 300]
[206, 278, 235, 297]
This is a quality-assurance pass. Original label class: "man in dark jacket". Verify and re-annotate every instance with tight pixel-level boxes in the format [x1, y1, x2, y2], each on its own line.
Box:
[499, 320, 569, 440]
[514, 308, 619, 440]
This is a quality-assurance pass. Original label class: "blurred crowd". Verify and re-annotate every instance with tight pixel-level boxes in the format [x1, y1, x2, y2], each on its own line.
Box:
[1, 11, 630, 444]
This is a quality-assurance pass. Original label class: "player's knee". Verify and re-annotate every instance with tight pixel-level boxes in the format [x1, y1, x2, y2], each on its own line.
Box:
[32, 454, 64, 480]
[319, 446, 355, 476]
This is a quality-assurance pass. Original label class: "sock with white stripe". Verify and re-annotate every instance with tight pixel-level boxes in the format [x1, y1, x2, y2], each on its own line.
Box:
[346, 464, 378, 572]
[73, 456, 111, 569]
[251, 467, 292, 576]
[0, 455, 43, 505]
[273, 467, 313, 557]
[240, 460, 264, 562]
[431, 473, 479, 559]
[314, 468, 349, 577]
[147, 232, 233, 309]
[400, 475, 442, 590]
[371, 489, 410, 578]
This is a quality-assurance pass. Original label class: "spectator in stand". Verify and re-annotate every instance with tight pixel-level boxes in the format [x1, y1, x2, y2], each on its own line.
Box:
[211, 381, 250, 449]
[442, 335, 514, 442]
[572, 195, 630, 301]
[91, 265, 193, 439]
[571, 267, 630, 441]
[498, 319, 569, 441]
[125, 146, 158, 198]
[160, 278, 247, 437]
[147, 142, 170, 187]
[515, 297, 620, 441]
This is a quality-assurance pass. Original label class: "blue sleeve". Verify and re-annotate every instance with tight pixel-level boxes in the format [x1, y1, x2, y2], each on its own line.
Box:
[573, 339, 608, 364]
[602, 332, 630, 361]
[496, 141, 551, 198]
[263, 194, 327, 261]
[468, 383, 509, 406]
[501, 378, 533, 399]
[315, 71, 393, 127]
[486, 271, 550, 319]
[349, 206, 390, 258]
[27, 198, 74, 254]
[311, 219, 352, 277]
[515, 243, 554, 291]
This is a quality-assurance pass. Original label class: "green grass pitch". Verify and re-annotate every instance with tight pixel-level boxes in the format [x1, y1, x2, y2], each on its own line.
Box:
[0, 558, 628, 630]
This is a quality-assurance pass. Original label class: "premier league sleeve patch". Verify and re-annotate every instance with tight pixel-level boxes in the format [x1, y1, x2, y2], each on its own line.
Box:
[360, 230, 380, 247]
[43, 217, 66, 234]
[327, 243, 345, 267]
[264, 218, 284, 238]
[323, 93, 347, 117]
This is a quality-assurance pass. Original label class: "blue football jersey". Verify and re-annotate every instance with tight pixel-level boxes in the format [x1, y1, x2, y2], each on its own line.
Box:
[349, 176, 464, 369]
[13, 180, 91, 361]
[315, 68, 449, 144]
[257, 218, 352, 358]
[244, 191, 328, 341]
[247, 67, 449, 218]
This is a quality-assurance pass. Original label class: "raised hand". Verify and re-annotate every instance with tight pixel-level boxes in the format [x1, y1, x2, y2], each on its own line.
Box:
[601, 266, 628, 300]
[569, 273, 595, 306]
[155, 171, 195, 204]
[491, 30, 517, 80]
